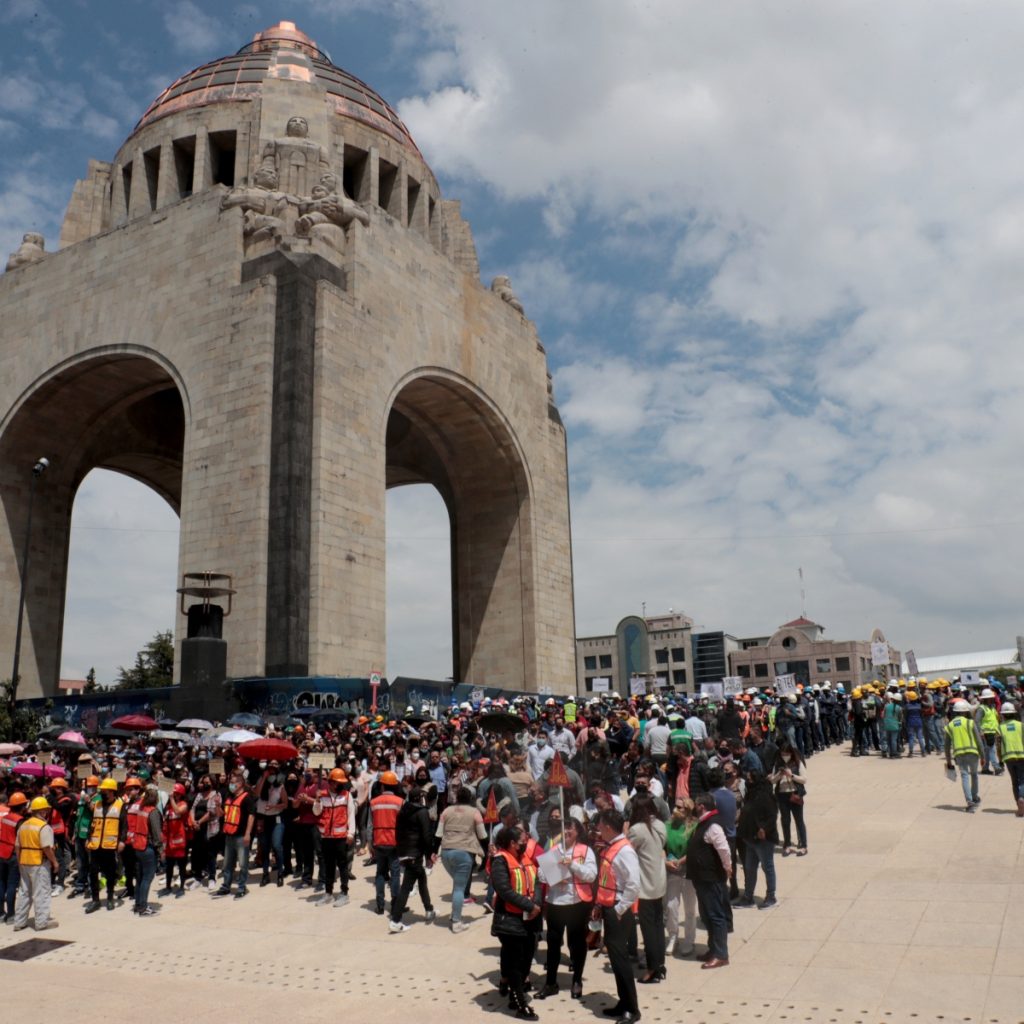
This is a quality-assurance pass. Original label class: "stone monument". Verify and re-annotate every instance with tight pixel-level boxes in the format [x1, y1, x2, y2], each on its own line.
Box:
[0, 22, 576, 705]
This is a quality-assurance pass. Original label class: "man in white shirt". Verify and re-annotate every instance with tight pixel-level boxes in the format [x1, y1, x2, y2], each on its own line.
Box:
[685, 710, 709, 741]
[595, 809, 642, 1024]
[527, 733, 555, 779]
[643, 713, 672, 764]
[549, 717, 577, 761]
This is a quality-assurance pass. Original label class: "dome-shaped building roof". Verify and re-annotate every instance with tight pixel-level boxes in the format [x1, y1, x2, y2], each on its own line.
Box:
[134, 21, 419, 156]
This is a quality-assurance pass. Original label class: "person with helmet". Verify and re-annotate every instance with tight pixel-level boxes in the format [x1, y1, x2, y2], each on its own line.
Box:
[313, 767, 356, 908]
[12, 796, 59, 931]
[945, 699, 985, 812]
[47, 777, 74, 894]
[387, 785, 436, 933]
[0, 792, 29, 923]
[85, 778, 124, 913]
[903, 690, 926, 757]
[118, 776, 144, 903]
[369, 770, 404, 914]
[213, 770, 255, 899]
[995, 702, 1024, 816]
[881, 692, 903, 759]
[160, 782, 190, 896]
[975, 689, 1004, 776]
[128, 787, 163, 916]
[67, 775, 99, 899]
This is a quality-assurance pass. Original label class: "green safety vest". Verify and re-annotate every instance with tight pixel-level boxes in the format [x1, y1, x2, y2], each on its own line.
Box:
[564, 702, 577, 724]
[946, 716, 980, 758]
[979, 706, 1000, 734]
[998, 720, 1024, 760]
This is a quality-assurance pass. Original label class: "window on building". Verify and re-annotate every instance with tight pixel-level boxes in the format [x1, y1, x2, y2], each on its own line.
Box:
[754, 663, 768, 677]
[655, 649, 669, 665]
[672, 669, 687, 686]
[737, 664, 750, 678]
[835, 656, 850, 671]
[599, 654, 612, 669]
[671, 647, 686, 662]
[584, 656, 597, 671]
[782, 636, 797, 651]
[816, 658, 831, 674]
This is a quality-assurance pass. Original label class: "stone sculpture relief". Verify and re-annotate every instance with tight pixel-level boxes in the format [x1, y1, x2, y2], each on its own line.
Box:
[5, 232, 47, 273]
[220, 118, 369, 255]
[491, 275, 525, 315]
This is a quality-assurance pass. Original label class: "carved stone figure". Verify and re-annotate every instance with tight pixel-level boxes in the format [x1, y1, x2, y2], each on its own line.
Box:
[5, 232, 46, 272]
[264, 116, 330, 199]
[297, 172, 370, 240]
[220, 160, 293, 240]
[491, 275, 525, 315]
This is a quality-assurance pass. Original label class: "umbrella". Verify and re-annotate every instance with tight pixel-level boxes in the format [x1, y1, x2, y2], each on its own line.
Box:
[109, 714, 159, 731]
[151, 729, 192, 742]
[477, 711, 526, 734]
[37, 724, 67, 739]
[13, 762, 43, 777]
[54, 739, 89, 753]
[227, 712, 264, 728]
[44, 765, 67, 779]
[0, 743, 23, 756]
[57, 731, 87, 745]
[216, 728, 261, 744]
[98, 727, 135, 740]
[237, 738, 298, 761]
[177, 718, 213, 730]
[156, 718, 179, 728]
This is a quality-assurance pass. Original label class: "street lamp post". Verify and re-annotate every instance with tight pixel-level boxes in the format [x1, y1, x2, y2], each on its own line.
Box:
[9, 457, 49, 725]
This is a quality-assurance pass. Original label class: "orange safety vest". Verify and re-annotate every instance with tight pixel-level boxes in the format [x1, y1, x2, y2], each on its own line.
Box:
[370, 793, 403, 847]
[595, 835, 632, 908]
[163, 801, 188, 855]
[223, 792, 248, 836]
[318, 794, 350, 839]
[126, 802, 151, 852]
[50, 806, 66, 838]
[492, 849, 537, 914]
[0, 812, 23, 860]
[522, 836, 540, 867]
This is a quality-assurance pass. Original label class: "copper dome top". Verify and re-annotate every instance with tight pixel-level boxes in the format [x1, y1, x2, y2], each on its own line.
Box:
[134, 21, 419, 155]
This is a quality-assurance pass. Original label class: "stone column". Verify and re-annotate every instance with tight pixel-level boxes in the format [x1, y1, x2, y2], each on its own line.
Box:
[156, 138, 177, 208]
[193, 126, 212, 193]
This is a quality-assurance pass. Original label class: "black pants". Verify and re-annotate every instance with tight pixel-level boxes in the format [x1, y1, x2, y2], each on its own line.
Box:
[499, 932, 534, 1010]
[321, 837, 349, 896]
[294, 823, 316, 883]
[602, 906, 639, 1015]
[88, 849, 119, 901]
[544, 901, 589, 985]
[165, 856, 187, 889]
[637, 896, 666, 972]
[121, 845, 137, 897]
[391, 856, 433, 921]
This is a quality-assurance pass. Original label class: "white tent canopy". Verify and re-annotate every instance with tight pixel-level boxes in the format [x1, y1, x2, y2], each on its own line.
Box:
[902, 649, 1018, 678]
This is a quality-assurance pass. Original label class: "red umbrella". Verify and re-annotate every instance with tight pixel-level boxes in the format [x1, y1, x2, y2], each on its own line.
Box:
[237, 738, 299, 761]
[108, 714, 159, 732]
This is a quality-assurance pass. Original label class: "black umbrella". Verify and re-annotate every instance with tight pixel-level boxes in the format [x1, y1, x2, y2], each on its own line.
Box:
[228, 712, 264, 728]
[37, 724, 66, 739]
[477, 711, 526, 734]
[54, 739, 90, 753]
[404, 715, 434, 728]
[98, 727, 135, 740]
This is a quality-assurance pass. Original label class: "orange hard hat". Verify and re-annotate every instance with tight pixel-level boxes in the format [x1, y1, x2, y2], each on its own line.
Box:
[329, 768, 348, 783]
[125, 777, 142, 789]
[86, 776, 100, 787]
[49, 777, 69, 789]
[8, 792, 28, 807]
[379, 770, 399, 786]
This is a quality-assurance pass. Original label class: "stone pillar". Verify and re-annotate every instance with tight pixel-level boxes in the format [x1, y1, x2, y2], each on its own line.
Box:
[110, 164, 127, 227]
[193, 126, 212, 192]
[367, 147, 380, 206]
[127, 146, 148, 219]
[156, 139, 177, 209]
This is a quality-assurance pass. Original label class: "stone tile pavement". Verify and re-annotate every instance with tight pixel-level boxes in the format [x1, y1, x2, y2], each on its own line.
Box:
[2, 746, 1022, 1023]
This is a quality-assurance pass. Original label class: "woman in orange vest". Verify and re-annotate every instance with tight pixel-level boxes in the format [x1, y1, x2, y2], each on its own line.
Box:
[0, 792, 28, 923]
[536, 814, 596, 1001]
[129, 788, 163, 917]
[490, 825, 542, 1021]
[161, 783, 190, 896]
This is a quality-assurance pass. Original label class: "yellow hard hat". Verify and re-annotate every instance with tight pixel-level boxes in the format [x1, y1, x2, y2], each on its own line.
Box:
[98, 778, 118, 792]
[29, 796, 51, 813]
[906, 691, 918, 700]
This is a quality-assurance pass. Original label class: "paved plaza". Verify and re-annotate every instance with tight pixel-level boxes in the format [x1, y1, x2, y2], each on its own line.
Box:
[2, 746, 1022, 1024]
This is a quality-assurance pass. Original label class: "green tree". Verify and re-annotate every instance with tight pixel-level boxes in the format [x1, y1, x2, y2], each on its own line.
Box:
[84, 667, 98, 693]
[115, 629, 174, 690]
[0, 678, 43, 742]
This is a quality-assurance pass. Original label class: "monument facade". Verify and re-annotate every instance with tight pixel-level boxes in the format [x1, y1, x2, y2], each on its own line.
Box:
[0, 22, 576, 700]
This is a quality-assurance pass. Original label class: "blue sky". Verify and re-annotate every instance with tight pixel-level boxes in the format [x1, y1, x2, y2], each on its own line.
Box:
[4, 1, 1024, 684]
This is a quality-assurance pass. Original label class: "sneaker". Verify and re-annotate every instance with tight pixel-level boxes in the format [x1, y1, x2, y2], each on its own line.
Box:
[211, 888, 231, 898]
[388, 920, 409, 934]
[760, 896, 778, 909]
[185, 879, 200, 891]
[966, 804, 976, 813]
[972, 796, 982, 804]
[316, 895, 334, 907]
[333, 894, 349, 908]
[731, 896, 755, 908]
[425, 909, 436, 924]
[451, 921, 471, 933]
[52, 885, 64, 897]
[84, 900, 101, 914]
[13, 923, 28, 932]
[207, 880, 218, 892]
[138, 907, 158, 917]
[106, 898, 115, 911]
[234, 888, 248, 900]
[464, 895, 477, 905]
[482, 902, 493, 914]
[665, 937, 676, 957]
[375, 904, 385, 915]
[35, 920, 59, 931]
[157, 887, 173, 897]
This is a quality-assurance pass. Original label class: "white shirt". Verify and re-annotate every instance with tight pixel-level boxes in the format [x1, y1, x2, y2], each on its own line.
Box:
[685, 716, 708, 740]
[527, 742, 555, 779]
[544, 843, 598, 906]
[604, 836, 641, 918]
[549, 727, 577, 760]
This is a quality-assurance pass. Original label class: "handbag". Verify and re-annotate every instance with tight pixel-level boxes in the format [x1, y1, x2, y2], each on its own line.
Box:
[788, 793, 804, 806]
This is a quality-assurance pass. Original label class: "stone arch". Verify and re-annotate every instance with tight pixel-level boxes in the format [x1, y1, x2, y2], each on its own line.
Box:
[384, 370, 536, 688]
[0, 348, 188, 696]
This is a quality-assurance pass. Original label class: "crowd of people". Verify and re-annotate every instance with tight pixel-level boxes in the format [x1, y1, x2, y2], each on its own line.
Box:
[2, 675, 1021, 1022]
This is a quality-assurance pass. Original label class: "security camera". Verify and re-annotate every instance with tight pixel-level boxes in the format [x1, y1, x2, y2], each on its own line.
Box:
[32, 457, 49, 475]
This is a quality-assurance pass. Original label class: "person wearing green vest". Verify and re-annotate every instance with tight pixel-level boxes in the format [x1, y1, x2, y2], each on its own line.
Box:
[67, 779, 98, 899]
[945, 700, 985, 812]
[974, 689, 1003, 776]
[563, 698, 577, 725]
[663, 798, 697, 958]
[995, 701, 1024, 817]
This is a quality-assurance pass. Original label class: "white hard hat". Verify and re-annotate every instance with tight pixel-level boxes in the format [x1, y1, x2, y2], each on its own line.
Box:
[746, 687, 757, 695]
[891, 693, 902, 702]
[822, 681, 832, 689]
[981, 688, 995, 699]
[953, 699, 971, 713]
[752, 698, 763, 707]
[1000, 701, 1016, 715]
[786, 694, 797, 703]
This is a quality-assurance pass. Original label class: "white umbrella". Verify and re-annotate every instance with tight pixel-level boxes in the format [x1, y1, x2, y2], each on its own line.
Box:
[177, 718, 213, 730]
[0, 742, 24, 756]
[212, 728, 261, 745]
[151, 729, 193, 743]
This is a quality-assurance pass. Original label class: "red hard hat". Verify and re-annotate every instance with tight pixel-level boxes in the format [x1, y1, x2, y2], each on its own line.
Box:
[172, 783, 186, 796]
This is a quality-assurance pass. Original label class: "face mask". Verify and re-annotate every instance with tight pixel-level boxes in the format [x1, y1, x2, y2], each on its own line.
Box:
[536, 737, 546, 747]
[259, 761, 268, 770]
[228, 782, 239, 794]
[201, 784, 211, 792]
[411, 750, 421, 760]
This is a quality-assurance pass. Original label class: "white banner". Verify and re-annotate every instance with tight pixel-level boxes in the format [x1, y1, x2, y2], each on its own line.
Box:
[470, 688, 485, 703]
[871, 641, 890, 667]
[774, 674, 797, 696]
[591, 677, 610, 692]
[722, 676, 743, 697]
[700, 683, 724, 701]
[960, 670, 981, 687]
[629, 675, 647, 697]
[653, 675, 668, 689]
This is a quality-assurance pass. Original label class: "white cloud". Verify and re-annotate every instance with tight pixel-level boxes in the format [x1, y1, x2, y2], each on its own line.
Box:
[162, 1, 227, 56]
